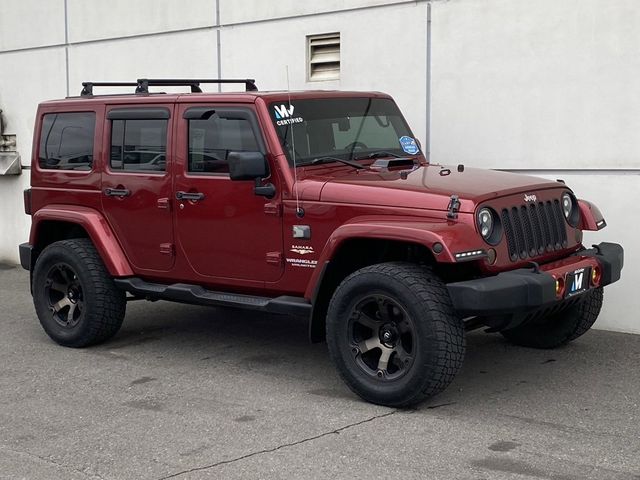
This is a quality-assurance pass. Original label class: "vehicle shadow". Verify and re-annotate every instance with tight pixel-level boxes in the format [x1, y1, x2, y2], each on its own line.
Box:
[95, 299, 631, 410]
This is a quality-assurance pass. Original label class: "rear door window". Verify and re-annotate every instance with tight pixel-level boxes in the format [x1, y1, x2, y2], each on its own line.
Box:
[38, 112, 96, 170]
[110, 119, 168, 172]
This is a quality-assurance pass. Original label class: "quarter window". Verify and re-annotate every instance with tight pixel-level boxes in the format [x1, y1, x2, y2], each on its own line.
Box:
[110, 119, 168, 172]
[38, 112, 96, 170]
[188, 115, 259, 174]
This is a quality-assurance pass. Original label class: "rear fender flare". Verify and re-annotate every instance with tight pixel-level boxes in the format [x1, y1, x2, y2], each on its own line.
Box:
[30, 205, 133, 276]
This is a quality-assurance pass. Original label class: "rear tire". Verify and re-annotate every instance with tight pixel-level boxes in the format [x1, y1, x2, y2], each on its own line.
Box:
[32, 239, 126, 347]
[501, 288, 603, 349]
[326, 262, 465, 407]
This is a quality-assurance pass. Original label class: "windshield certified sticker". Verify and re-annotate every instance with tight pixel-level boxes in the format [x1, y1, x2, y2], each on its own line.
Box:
[399, 136, 419, 155]
[274, 104, 304, 126]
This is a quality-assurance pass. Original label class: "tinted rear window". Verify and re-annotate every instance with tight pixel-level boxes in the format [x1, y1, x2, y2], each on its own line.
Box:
[38, 112, 96, 170]
[110, 119, 168, 172]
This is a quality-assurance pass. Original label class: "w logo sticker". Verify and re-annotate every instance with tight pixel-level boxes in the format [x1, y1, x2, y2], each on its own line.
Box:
[572, 272, 584, 292]
[274, 104, 295, 119]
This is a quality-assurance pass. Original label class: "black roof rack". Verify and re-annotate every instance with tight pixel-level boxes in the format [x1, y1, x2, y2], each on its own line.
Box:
[80, 78, 258, 97]
[80, 82, 139, 96]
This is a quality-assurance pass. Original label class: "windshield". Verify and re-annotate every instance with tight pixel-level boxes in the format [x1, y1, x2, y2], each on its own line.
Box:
[269, 97, 421, 166]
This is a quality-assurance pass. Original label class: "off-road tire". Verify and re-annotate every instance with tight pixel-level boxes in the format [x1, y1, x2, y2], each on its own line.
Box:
[326, 262, 465, 407]
[33, 239, 126, 347]
[501, 288, 603, 349]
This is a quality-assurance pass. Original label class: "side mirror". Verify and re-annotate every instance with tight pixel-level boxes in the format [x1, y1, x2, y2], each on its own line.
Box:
[228, 151, 268, 181]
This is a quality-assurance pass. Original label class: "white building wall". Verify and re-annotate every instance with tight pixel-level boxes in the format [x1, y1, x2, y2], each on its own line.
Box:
[430, 0, 640, 169]
[220, 2, 428, 138]
[66, 0, 217, 43]
[429, 0, 640, 334]
[0, 0, 636, 333]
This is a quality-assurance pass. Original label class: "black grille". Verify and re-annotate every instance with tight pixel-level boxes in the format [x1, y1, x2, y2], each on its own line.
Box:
[501, 200, 568, 261]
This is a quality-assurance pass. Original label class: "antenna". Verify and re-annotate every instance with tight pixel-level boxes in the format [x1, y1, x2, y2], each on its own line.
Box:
[286, 65, 304, 218]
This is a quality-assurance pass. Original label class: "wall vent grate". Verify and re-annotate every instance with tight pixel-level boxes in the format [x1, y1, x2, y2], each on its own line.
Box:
[307, 33, 340, 81]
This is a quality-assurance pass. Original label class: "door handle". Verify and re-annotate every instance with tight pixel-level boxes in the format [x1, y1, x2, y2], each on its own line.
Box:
[104, 188, 131, 197]
[176, 191, 205, 202]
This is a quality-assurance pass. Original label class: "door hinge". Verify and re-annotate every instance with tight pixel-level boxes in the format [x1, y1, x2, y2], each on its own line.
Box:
[157, 197, 170, 210]
[264, 202, 282, 216]
[266, 251, 283, 265]
[160, 243, 174, 256]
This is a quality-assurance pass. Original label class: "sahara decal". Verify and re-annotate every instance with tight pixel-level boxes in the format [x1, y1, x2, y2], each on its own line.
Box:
[290, 245, 314, 255]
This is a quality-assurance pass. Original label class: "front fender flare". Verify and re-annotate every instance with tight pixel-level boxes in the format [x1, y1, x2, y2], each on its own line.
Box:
[578, 199, 606, 231]
[304, 216, 483, 299]
[30, 205, 133, 277]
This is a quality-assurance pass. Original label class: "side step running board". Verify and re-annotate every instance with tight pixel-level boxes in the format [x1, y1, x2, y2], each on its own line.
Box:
[114, 278, 311, 317]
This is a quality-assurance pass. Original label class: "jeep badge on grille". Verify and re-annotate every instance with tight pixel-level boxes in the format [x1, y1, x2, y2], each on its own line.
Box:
[524, 193, 537, 202]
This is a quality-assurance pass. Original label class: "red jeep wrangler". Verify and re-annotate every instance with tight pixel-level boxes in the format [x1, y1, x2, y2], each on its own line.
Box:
[19, 78, 623, 407]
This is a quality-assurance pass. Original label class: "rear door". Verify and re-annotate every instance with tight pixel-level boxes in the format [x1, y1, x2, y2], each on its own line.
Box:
[173, 103, 283, 282]
[101, 105, 175, 273]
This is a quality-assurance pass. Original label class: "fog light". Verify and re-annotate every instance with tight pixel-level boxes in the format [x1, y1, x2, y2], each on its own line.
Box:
[486, 248, 497, 265]
[591, 266, 601, 286]
[555, 277, 566, 297]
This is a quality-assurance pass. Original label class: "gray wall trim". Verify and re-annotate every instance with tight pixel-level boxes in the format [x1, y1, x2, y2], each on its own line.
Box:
[0, 26, 215, 55]
[425, 1, 431, 160]
[499, 169, 640, 175]
[216, 0, 430, 28]
[64, 0, 70, 97]
[216, 0, 222, 91]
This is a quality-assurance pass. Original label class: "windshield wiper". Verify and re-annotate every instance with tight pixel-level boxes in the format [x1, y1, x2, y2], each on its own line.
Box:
[309, 156, 365, 169]
[354, 151, 403, 160]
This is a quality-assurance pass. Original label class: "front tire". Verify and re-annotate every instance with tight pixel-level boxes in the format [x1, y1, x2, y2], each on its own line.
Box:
[32, 239, 126, 347]
[326, 262, 465, 407]
[501, 288, 603, 349]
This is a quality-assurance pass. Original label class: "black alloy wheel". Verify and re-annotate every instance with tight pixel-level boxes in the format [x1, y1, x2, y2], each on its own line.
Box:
[326, 262, 465, 407]
[45, 263, 84, 329]
[348, 294, 416, 381]
[33, 239, 126, 347]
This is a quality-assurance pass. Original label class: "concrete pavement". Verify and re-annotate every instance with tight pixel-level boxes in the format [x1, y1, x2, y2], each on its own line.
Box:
[0, 264, 638, 479]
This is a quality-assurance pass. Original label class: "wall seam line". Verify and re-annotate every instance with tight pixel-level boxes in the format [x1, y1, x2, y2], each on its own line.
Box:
[425, 1, 432, 160]
[64, 0, 70, 97]
[216, 0, 222, 91]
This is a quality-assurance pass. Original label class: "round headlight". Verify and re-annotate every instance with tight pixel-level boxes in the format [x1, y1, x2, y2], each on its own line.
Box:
[562, 193, 572, 217]
[561, 192, 580, 227]
[478, 207, 494, 239]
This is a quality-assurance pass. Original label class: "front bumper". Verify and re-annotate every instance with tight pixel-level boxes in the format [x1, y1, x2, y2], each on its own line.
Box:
[447, 242, 623, 317]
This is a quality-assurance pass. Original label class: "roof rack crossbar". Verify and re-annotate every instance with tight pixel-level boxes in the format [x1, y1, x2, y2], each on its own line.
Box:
[137, 78, 258, 93]
[81, 82, 138, 97]
[80, 78, 258, 97]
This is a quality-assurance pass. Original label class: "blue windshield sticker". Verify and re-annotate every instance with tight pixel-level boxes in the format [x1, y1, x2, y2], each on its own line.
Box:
[399, 136, 419, 155]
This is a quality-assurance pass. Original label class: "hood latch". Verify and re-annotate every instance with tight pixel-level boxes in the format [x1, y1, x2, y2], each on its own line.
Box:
[447, 194, 461, 219]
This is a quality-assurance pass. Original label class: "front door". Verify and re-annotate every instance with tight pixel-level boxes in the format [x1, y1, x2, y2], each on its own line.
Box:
[101, 105, 175, 273]
[173, 104, 283, 282]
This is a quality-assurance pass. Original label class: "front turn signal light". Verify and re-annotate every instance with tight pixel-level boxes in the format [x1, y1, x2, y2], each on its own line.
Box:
[591, 266, 602, 286]
[555, 276, 566, 298]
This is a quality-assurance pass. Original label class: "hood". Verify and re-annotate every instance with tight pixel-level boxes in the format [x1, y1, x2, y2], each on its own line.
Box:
[312, 164, 563, 212]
